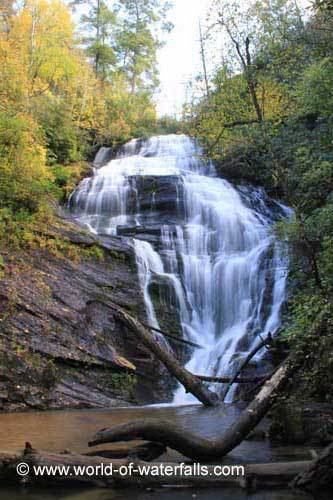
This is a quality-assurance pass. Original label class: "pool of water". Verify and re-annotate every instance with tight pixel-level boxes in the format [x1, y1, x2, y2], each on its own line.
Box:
[0, 485, 317, 500]
[0, 405, 318, 500]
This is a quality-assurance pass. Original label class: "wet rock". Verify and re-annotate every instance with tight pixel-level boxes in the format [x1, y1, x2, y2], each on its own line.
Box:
[117, 225, 163, 237]
[149, 277, 185, 333]
[51, 379, 132, 409]
[93, 147, 114, 168]
[128, 175, 185, 218]
[0, 220, 173, 412]
[237, 185, 288, 221]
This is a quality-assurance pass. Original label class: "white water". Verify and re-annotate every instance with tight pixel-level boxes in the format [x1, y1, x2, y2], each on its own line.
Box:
[70, 134, 289, 403]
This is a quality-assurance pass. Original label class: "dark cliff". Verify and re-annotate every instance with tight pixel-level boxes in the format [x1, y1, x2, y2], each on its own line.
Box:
[0, 218, 171, 412]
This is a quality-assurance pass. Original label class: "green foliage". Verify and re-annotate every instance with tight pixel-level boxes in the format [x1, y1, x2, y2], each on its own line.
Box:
[0, 0, 170, 250]
[35, 98, 86, 164]
[281, 293, 333, 401]
[0, 113, 51, 213]
[0, 206, 50, 250]
[297, 58, 333, 117]
[115, 0, 172, 93]
[51, 162, 90, 201]
[77, 0, 172, 94]
[106, 372, 137, 396]
[314, 0, 333, 11]
[154, 115, 184, 135]
[80, 0, 117, 80]
[188, 0, 333, 404]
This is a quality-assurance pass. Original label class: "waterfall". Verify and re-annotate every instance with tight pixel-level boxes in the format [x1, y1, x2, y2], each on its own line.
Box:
[70, 134, 289, 403]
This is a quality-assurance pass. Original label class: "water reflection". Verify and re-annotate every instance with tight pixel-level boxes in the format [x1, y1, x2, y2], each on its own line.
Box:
[0, 405, 313, 463]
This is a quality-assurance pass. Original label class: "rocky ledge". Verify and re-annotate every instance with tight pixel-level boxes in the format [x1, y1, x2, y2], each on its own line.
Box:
[0, 218, 173, 412]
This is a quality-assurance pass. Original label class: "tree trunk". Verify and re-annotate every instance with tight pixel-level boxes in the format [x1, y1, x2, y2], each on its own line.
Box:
[244, 37, 263, 123]
[196, 373, 272, 384]
[89, 357, 295, 460]
[222, 334, 273, 400]
[141, 322, 203, 349]
[84, 442, 167, 461]
[0, 447, 311, 490]
[96, 300, 218, 407]
[199, 20, 210, 98]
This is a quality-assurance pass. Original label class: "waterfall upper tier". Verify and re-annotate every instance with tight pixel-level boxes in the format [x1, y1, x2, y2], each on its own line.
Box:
[70, 134, 290, 404]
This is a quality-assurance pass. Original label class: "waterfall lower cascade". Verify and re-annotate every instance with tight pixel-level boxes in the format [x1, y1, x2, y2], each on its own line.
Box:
[70, 134, 290, 403]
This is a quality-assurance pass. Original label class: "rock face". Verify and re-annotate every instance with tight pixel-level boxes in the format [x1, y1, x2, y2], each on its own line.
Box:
[69, 174, 185, 242]
[0, 219, 172, 412]
[129, 175, 185, 220]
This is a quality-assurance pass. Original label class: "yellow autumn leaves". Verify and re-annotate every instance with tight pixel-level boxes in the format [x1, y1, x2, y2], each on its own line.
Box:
[0, 0, 156, 218]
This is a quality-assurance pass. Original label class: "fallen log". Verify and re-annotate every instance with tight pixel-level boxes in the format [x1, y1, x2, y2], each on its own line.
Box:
[110, 461, 312, 489]
[90, 299, 218, 407]
[85, 442, 167, 461]
[141, 322, 203, 349]
[196, 373, 272, 384]
[89, 356, 295, 461]
[0, 448, 127, 486]
[222, 334, 273, 400]
[0, 446, 312, 490]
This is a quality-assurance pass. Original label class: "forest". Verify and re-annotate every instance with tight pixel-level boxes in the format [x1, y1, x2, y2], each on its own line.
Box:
[0, 0, 173, 238]
[0, 0, 333, 497]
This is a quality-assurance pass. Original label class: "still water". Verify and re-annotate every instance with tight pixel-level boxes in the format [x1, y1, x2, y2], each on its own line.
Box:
[0, 405, 319, 500]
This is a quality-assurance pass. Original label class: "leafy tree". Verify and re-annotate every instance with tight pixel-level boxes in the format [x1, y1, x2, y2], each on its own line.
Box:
[35, 97, 84, 164]
[314, 0, 333, 11]
[114, 0, 172, 94]
[0, 0, 14, 32]
[80, 0, 117, 80]
[211, 0, 264, 122]
[209, 0, 306, 123]
[0, 113, 50, 212]
[297, 57, 333, 117]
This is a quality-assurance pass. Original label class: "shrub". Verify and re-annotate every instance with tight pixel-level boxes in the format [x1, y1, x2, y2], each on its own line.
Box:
[0, 113, 52, 213]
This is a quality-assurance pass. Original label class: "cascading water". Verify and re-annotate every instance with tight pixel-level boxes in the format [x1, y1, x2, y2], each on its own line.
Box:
[70, 134, 289, 403]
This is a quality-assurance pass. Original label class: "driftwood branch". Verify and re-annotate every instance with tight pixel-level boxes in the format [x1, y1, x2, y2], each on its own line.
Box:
[85, 442, 167, 461]
[114, 461, 312, 489]
[89, 356, 295, 460]
[222, 334, 273, 400]
[141, 322, 203, 349]
[0, 446, 312, 490]
[90, 300, 218, 407]
[196, 373, 273, 384]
